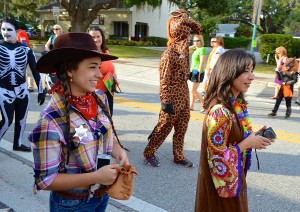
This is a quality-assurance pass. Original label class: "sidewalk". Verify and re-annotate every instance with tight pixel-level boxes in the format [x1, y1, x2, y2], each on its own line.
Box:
[113, 57, 278, 87]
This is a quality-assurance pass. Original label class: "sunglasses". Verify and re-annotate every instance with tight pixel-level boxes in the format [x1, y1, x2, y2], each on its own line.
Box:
[53, 28, 61, 30]
[88, 26, 101, 31]
[193, 40, 201, 42]
[211, 41, 216, 43]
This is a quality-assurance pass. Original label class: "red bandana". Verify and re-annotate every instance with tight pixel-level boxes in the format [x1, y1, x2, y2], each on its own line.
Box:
[50, 82, 98, 120]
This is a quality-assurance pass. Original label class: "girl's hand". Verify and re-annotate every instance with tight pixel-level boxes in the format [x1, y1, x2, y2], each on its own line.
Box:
[94, 164, 119, 185]
[256, 125, 267, 135]
[114, 148, 129, 166]
[112, 142, 129, 166]
[247, 132, 273, 150]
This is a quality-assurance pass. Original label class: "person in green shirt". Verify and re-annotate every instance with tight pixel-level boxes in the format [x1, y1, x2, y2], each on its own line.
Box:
[189, 34, 207, 111]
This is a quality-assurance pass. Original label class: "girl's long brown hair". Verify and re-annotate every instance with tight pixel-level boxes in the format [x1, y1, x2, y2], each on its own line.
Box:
[204, 49, 255, 113]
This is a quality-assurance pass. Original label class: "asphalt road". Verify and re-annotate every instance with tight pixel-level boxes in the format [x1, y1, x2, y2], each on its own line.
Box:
[1, 76, 300, 212]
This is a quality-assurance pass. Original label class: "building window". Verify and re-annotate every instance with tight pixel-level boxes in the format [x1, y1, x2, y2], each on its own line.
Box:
[135, 22, 148, 38]
[92, 15, 104, 25]
[113, 22, 128, 38]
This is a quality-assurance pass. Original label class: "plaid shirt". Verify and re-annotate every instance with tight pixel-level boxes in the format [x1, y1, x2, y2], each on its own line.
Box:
[29, 90, 113, 190]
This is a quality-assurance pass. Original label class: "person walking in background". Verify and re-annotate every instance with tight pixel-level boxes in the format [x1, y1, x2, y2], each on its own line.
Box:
[208, 36, 225, 74]
[88, 26, 118, 116]
[17, 28, 35, 92]
[268, 57, 299, 118]
[194, 49, 273, 211]
[29, 33, 128, 211]
[43, 24, 63, 92]
[0, 17, 45, 152]
[272, 46, 288, 99]
[17, 28, 30, 47]
[202, 37, 217, 95]
[189, 34, 207, 111]
[143, 10, 202, 168]
[45, 24, 63, 52]
[295, 59, 300, 105]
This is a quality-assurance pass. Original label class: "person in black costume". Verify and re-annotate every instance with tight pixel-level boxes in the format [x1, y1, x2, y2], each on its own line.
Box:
[268, 57, 299, 119]
[0, 17, 45, 152]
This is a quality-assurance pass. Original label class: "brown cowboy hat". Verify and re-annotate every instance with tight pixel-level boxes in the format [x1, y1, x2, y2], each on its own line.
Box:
[36, 32, 118, 73]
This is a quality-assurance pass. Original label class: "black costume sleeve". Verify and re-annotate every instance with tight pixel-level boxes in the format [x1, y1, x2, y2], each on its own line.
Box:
[285, 72, 298, 85]
[27, 48, 43, 93]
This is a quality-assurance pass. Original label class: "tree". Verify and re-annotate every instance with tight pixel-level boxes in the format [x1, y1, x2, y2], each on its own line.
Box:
[1, 0, 51, 24]
[60, 0, 171, 32]
[284, 3, 300, 36]
[190, 0, 299, 36]
[60, 0, 116, 32]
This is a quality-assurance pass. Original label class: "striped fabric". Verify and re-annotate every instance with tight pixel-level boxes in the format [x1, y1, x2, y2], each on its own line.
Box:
[29, 90, 113, 190]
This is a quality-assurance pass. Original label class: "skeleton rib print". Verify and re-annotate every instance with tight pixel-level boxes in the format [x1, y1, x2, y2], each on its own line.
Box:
[0, 45, 29, 85]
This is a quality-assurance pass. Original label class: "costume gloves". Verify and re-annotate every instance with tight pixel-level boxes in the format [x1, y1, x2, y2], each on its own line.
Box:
[38, 93, 46, 105]
[161, 103, 175, 115]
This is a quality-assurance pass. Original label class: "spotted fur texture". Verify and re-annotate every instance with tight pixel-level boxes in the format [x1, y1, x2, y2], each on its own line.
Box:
[144, 10, 202, 162]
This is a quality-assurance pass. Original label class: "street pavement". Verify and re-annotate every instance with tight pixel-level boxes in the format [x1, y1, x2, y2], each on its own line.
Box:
[0, 49, 299, 212]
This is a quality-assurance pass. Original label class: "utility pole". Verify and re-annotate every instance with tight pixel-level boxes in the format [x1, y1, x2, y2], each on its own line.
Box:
[3, 0, 8, 17]
[250, 0, 262, 55]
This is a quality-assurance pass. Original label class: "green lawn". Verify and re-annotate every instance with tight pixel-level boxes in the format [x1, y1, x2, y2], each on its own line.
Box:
[108, 45, 163, 58]
[254, 63, 275, 74]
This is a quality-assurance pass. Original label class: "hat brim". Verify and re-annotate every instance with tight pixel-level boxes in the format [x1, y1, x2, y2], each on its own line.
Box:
[36, 48, 118, 73]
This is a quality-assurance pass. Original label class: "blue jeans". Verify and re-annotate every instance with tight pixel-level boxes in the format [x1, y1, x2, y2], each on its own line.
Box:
[49, 190, 109, 212]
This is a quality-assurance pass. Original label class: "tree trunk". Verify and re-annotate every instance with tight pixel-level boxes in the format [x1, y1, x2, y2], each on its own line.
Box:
[61, 0, 117, 33]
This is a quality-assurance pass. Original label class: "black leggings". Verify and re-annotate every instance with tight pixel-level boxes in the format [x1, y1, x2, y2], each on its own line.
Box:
[0, 93, 29, 147]
[273, 87, 292, 112]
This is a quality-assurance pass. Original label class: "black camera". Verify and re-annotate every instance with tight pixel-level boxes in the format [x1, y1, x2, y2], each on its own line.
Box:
[256, 127, 276, 140]
[96, 154, 111, 169]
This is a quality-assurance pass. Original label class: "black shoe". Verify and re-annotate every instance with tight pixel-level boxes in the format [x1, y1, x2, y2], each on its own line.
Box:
[268, 112, 277, 117]
[295, 101, 300, 105]
[144, 155, 160, 167]
[285, 107, 291, 119]
[13, 144, 31, 152]
[174, 159, 194, 168]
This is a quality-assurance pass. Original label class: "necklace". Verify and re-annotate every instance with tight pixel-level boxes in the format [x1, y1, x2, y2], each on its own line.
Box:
[230, 95, 253, 170]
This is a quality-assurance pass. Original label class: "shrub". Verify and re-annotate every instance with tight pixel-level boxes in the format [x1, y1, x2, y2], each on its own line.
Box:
[293, 38, 300, 58]
[259, 34, 300, 65]
[223, 37, 252, 49]
[106, 39, 154, 46]
[145, 36, 168, 47]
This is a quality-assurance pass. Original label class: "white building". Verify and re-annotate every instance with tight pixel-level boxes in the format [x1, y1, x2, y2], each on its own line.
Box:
[216, 24, 239, 38]
[37, 0, 179, 39]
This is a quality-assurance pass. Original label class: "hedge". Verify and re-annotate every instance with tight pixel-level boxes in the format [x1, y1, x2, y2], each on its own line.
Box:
[105, 35, 252, 49]
[259, 34, 300, 65]
[223, 37, 252, 49]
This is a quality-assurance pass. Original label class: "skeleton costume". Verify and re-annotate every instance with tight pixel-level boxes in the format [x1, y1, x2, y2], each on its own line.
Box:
[0, 18, 45, 152]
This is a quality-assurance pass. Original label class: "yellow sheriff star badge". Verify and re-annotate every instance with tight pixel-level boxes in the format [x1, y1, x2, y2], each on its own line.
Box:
[74, 125, 88, 141]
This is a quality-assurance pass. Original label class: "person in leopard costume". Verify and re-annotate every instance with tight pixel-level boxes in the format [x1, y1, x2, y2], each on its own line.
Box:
[143, 10, 202, 167]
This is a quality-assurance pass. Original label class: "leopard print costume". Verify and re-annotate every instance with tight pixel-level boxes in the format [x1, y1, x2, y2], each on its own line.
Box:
[144, 10, 202, 162]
